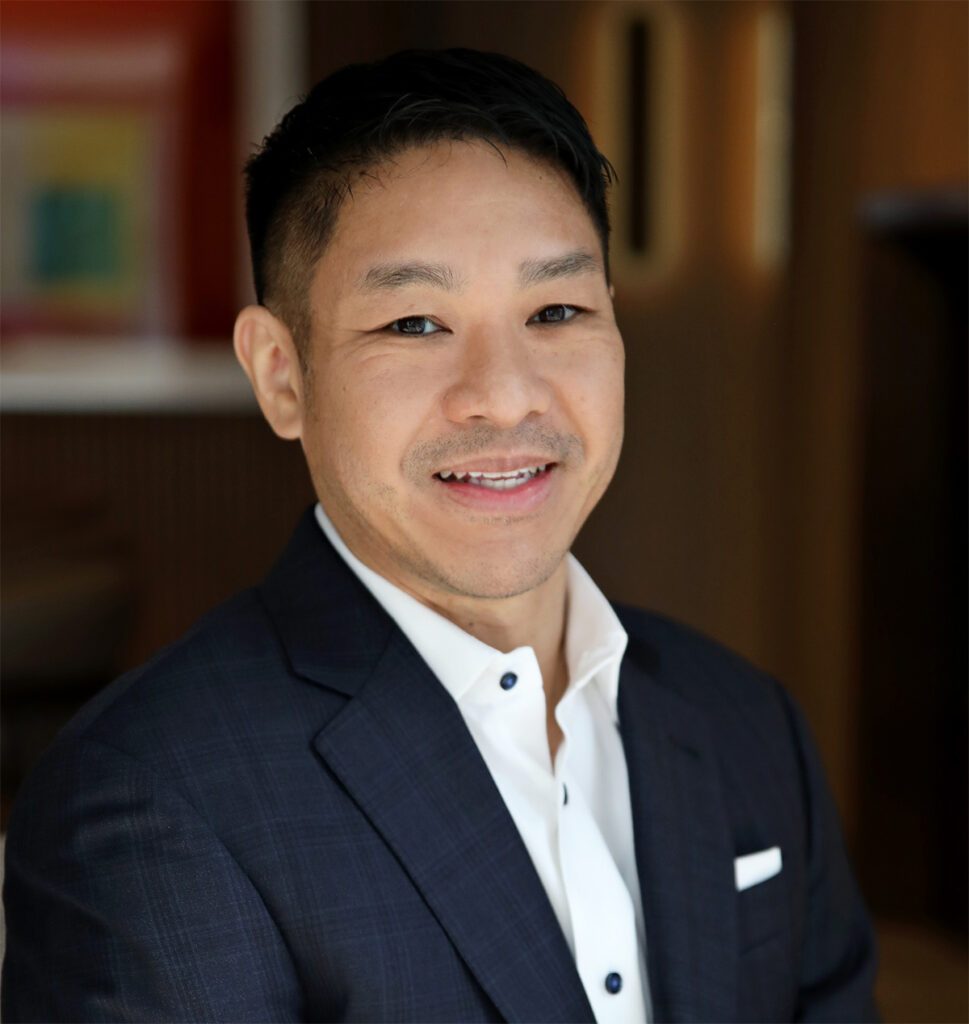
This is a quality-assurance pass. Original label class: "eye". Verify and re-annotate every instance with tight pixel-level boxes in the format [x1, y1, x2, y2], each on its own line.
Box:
[528, 304, 580, 325]
[386, 316, 442, 336]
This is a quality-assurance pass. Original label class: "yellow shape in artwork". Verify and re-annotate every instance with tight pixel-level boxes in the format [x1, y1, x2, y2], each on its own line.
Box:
[18, 108, 156, 313]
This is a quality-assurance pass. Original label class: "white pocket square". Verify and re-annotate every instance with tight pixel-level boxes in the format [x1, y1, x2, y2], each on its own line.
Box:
[734, 846, 782, 891]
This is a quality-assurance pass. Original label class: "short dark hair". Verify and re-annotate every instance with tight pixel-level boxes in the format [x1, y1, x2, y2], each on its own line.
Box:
[244, 48, 615, 362]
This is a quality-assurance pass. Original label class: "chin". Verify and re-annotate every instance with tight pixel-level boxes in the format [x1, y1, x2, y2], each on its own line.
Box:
[425, 549, 565, 601]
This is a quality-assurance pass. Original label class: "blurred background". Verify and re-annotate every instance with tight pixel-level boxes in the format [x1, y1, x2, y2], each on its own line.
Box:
[1, 1, 966, 1018]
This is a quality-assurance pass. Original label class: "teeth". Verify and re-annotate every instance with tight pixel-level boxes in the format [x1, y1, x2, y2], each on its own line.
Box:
[470, 469, 533, 479]
[472, 476, 528, 490]
[437, 464, 549, 489]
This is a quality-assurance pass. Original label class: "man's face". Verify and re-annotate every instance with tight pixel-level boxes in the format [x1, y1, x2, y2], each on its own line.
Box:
[299, 140, 624, 603]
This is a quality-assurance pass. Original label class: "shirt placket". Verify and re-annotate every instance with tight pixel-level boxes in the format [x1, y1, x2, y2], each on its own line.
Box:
[555, 681, 648, 1024]
[469, 652, 577, 946]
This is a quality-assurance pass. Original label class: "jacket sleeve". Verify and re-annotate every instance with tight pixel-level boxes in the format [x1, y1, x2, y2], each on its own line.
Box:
[2, 736, 303, 1022]
[775, 683, 880, 1023]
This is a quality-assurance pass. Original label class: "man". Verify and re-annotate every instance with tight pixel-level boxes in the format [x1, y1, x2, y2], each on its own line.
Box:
[2, 50, 877, 1022]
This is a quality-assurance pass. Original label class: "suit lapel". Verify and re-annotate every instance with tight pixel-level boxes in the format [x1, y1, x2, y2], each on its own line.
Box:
[618, 650, 738, 1023]
[262, 511, 594, 1023]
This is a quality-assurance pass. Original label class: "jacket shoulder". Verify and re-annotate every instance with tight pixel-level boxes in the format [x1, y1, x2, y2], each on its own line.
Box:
[613, 603, 811, 800]
[63, 587, 280, 739]
[614, 603, 780, 708]
[18, 583, 330, 817]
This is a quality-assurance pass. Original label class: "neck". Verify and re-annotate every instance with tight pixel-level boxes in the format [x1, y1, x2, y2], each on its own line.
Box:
[429, 562, 571, 762]
[318, 501, 572, 719]
[425, 558, 570, 683]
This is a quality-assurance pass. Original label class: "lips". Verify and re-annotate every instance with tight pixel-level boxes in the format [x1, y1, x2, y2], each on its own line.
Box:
[435, 464, 551, 491]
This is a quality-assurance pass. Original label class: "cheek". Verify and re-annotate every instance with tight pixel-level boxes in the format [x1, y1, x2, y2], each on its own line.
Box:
[559, 338, 625, 455]
[316, 362, 439, 483]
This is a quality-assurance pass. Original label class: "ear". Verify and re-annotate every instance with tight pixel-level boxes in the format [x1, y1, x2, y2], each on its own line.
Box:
[609, 283, 616, 300]
[233, 305, 305, 440]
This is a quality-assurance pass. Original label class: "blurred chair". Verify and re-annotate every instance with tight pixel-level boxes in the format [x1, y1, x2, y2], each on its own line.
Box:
[1, 503, 133, 825]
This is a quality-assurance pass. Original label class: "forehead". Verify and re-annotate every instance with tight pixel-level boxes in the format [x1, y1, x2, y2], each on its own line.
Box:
[317, 140, 603, 282]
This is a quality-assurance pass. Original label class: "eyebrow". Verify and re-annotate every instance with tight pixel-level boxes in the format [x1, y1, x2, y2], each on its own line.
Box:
[518, 249, 602, 287]
[356, 248, 602, 294]
[358, 261, 459, 293]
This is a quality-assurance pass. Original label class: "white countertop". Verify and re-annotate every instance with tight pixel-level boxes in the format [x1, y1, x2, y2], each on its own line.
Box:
[0, 337, 259, 414]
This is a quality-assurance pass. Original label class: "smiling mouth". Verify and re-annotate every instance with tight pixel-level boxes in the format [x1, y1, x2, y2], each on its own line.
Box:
[434, 464, 553, 491]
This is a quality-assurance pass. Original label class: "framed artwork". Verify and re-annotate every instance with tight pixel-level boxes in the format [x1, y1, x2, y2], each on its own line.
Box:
[1, 28, 183, 337]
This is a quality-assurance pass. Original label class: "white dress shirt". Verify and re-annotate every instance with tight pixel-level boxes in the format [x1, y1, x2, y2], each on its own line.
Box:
[315, 504, 651, 1023]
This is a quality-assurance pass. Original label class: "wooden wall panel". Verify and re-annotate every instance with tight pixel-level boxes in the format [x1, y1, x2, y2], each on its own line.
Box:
[2, 412, 315, 671]
[779, 0, 968, 832]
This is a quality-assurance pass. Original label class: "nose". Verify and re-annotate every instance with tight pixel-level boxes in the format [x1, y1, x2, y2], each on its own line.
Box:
[440, 326, 553, 428]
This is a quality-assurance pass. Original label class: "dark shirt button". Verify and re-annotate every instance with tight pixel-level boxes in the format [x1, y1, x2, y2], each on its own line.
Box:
[499, 672, 518, 690]
[605, 972, 623, 994]
[562, 784, 568, 805]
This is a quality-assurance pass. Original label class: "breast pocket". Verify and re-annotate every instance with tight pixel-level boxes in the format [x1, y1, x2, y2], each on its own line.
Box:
[736, 871, 797, 1022]
[737, 868, 788, 954]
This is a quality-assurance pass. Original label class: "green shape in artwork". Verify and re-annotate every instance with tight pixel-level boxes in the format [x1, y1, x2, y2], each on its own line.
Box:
[31, 186, 122, 283]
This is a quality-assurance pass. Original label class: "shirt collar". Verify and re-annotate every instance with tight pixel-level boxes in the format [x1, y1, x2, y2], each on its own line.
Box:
[564, 556, 628, 719]
[314, 503, 627, 719]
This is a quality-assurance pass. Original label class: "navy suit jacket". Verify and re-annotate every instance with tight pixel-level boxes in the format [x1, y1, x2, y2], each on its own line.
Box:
[2, 509, 878, 1022]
